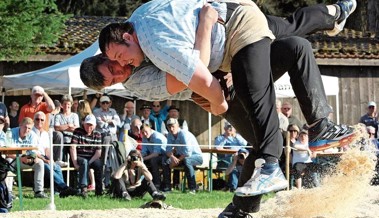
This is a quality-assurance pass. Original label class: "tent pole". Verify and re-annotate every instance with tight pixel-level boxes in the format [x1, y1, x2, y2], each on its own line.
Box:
[1, 88, 5, 102]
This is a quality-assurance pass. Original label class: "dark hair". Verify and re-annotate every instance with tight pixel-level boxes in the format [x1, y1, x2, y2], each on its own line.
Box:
[99, 22, 134, 54]
[80, 54, 107, 90]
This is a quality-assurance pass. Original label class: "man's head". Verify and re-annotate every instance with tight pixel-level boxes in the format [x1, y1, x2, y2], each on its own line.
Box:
[224, 121, 236, 135]
[83, 114, 97, 134]
[152, 101, 161, 114]
[61, 94, 73, 113]
[167, 118, 179, 135]
[298, 129, 309, 144]
[124, 101, 135, 116]
[31, 86, 45, 104]
[80, 54, 131, 90]
[34, 111, 46, 130]
[167, 105, 180, 119]
[99, 22, 145, 67]
[131, 118, 142, 136]
[19, 117, 34, 138]
[72, 98, 79, 112]
[141, 123, 153, 139]
[9, 101, 19, 112]
[367, 101, 377, 114]
[140, 104, 151, 119]
[281, 102, 293, 117]
[100, 95, 111, 111]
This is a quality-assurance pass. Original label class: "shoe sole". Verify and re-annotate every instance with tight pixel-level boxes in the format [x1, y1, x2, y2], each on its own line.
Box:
[309, 132, 357, 151]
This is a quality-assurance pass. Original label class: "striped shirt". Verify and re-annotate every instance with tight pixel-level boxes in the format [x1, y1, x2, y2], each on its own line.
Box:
[71, 128, 102, 158]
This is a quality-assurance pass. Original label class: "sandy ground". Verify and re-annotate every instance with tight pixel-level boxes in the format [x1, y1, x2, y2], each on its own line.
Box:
[6, 142, 379, 218]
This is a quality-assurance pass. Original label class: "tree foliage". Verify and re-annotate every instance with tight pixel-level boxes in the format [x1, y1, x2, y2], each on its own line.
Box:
[0, 0, 68, 60]
[56, 0, 148, 17]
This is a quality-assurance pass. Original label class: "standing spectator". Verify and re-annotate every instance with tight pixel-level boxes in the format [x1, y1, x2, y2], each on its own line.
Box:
[8, 101, 19, 128]
[7, 117, 48, 198]
[111, 150, 166, 201]
[141, 123, 167, 189]
[93, 95, 120, 188]
[165, 105, 188, 131]
[18, 86, 55, 131]
[288, 124, 300, 147]
[150, 101, 171, 133]
[54, 95, 80, 166]
[214, 121, 247, 169]
[140, 104, 158, 131]
[225, 148, 249, 192]
[32, 112, 77, 198]
[118, 100, 139, 141]
[0, 116, 6, 146]
[163, 118, 203, 194]
[292, 129, 319, 189]
[0, 102, 9, 131]
[70, 114, 103, 197]
[282, 101, 303, 129]
[276, 99, 289, 134]
[360, 101, 379, 138]
[93, 95, 120, 142]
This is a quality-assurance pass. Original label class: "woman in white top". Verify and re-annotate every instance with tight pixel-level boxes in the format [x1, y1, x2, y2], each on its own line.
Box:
[292, 129, 318, 189]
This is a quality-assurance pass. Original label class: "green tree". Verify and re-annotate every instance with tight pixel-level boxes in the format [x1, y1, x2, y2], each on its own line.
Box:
[56, 0, 149, 17]
[0, 0, 68, 60]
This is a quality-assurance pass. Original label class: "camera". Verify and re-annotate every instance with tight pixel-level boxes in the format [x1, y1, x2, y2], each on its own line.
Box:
[130, 155, 139, 162]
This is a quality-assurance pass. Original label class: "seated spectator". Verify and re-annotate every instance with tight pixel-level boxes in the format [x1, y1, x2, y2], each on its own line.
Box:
[118, 100, 139, 141]
[77, 99, 93, 125]
[224, 148, 249, 192]
[32, 112, 77, 198]
[214, 121, 247, 169]
[8, 101, 19, 128]
[0, 102, 10, 131]
[165, 105, 188, 131]
[70, 114, 103, 198]
[366, 126, 379, 152]
[140, 123, 167, 189]
[7, 117, 48, 198]
[110, 150, 166, 201]
[162, 118, 203, 194]
[292, 129, 319, 189]
[127, 118, 143, 150]
[49, 99, 65, 164]
[55, 95, 80, 166]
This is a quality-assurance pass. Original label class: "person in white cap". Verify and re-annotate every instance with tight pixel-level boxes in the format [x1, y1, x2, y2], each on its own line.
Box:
[162, 118, 203, 194]
[70, 114, 103, 198]
[360, 101, 378, 138]
[18, 85, 55, 131]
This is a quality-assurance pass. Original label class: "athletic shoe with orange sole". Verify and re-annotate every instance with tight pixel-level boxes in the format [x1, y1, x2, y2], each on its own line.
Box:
[307, 118, 358, 151]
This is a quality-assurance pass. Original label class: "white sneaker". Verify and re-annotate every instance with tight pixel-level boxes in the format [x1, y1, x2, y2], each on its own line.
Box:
[326, 0, 357, 36]
[235, 159, 288, 197]
[56, 161, 68, 168]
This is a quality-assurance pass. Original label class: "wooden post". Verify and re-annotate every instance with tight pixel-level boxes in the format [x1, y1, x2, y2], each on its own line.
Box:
[285, 131, 291, 190]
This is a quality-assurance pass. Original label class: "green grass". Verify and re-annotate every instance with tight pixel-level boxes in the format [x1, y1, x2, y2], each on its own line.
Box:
[11, 188, 275, 212]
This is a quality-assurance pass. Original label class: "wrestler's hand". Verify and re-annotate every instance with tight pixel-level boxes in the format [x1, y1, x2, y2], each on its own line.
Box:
[210, 100, 228, 116]
[199, 3, 218, 27]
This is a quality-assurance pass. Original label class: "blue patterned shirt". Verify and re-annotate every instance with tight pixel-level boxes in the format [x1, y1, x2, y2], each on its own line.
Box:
[141, 130, 167, 156]
[166, 129, 202, 157]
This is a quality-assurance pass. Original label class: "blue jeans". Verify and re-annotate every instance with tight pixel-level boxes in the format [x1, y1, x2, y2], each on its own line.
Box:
[77, 156, 103, 194]
[228, 168, 240, 191]
[163, 154, 203, 190]
[44, 163, 67, 191]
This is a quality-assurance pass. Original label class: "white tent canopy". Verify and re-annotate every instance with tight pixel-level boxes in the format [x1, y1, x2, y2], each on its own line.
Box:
[274, 73, 340, 123]
[2, 41, 131, 98]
